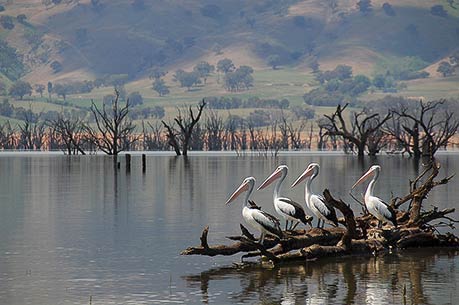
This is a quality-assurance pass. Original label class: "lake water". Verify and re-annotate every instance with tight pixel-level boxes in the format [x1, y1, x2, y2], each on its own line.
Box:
[0, 153, 458, 305]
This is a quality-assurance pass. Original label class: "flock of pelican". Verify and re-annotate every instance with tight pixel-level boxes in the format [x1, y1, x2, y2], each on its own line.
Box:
[226, 163, 398, 244]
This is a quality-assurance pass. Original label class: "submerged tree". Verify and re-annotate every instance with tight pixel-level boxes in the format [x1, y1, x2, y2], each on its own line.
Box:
[17, 112, 46, 150]
[320, 104, 391, 156]
[85, 90, 137, 157]
[387, 100, 459, 158]
[162, 100, 206, 156]
[49, 113, 87, 155]
[142, 121, 167, 150]
[0, 121, 15, 149]
[205, 110, 224, 151]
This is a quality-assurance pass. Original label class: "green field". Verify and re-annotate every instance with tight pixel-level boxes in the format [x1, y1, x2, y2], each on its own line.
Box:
[3, 61, 459, 126]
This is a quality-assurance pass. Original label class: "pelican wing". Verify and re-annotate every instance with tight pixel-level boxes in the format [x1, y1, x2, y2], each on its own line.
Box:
[278, 198, 303, 216]
[252, 209, 282, 238]
[310, 195, 332, 216]
[278, 198, 311, 225]
[373, 197, 397, 225]
[311, 195, 338, 226]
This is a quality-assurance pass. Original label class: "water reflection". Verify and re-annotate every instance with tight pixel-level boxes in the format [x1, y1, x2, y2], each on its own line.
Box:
[183, 249, 458, 305]
[0, 153, 458, 305]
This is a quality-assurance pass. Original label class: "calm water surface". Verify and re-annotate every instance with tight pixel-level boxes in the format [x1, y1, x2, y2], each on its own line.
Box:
[0, 153, 458, 305]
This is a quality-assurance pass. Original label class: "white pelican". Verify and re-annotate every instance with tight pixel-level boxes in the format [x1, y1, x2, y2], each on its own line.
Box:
[351, 165, 397, 228]
[226, 177, 283, 244]
[291, 163, 339, 228]
[257, 165, 312, 230]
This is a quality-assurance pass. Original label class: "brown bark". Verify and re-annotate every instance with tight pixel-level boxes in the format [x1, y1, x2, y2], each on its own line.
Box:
[162, 100, 206, 156]
[320, 104, 391, 156]
[182, 183, 459, 265]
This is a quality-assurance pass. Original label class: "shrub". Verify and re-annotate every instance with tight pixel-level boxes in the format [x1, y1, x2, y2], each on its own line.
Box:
[430, 5, 447, 17]
[382, 3, 395, 16]
[0, 15, 14, 30]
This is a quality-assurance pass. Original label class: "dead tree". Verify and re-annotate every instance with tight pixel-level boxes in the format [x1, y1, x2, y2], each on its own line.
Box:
[161, 100, 206, 156]
[205, 110, 224, 151]
[258, 123, 281, 156]
[317, 118, 327, 150]
[85, 90, 137, 157]
[190, 123, 205, 151]
[288, 120, 307, 150]
[383, 116, 413, 154]
[320, 104, 391, 156]
[0, 121, 15, 149]
[388, 100, 459, 158]
[247, 121, 258, 150]
[143, 121, 167, 150]
[278, 115, 290, 150]
[17, 112, 46, 150]
[238, 120, 248, 152]
[48, 113, 87, 155]
[223, 115, 240, 151]
[390, 160, 455, 227]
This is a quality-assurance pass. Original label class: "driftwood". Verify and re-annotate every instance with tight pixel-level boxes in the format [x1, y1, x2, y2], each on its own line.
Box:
[182, 162, 459, 265]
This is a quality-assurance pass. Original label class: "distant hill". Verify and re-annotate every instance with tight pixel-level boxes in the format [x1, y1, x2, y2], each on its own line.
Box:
[0, 0, 457, 84]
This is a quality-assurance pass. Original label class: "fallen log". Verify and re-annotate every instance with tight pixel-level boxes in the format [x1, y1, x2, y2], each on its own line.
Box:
[181, 225, 346, 257]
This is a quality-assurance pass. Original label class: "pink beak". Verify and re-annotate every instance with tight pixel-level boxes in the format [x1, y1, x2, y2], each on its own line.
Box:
[291, 167, 314, 188]
[257, 168, 282, 190]
[352, 168, 374, 189]
[226, 180, 249, 205]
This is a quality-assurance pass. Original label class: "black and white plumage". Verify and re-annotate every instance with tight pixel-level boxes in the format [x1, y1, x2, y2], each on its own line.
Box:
[226, 177, 283, 244]
[257, 165, 312, 230]
[291, 163, 338, 228]
[352, 165, 397, 228]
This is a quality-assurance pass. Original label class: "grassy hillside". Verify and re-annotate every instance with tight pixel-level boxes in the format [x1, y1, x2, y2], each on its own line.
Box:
[0, 0, 457, 124]
[0, 0, 456, 79]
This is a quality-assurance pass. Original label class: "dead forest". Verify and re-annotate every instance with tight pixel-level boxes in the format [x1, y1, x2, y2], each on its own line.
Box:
[0, 97, 458, 159]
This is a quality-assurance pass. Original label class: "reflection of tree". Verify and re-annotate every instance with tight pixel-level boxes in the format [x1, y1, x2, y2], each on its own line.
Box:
[183, 250, 456, 304]
[168, 156, 193, 205]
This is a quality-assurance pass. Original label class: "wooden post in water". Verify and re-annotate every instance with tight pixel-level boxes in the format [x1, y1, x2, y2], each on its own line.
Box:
[126, 154, 131, 172]
[142, 154, 146, 173]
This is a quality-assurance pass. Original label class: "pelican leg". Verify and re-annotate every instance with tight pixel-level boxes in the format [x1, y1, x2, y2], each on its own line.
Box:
[285, 221, 289, 231]
[378, 220, 382, 229]
[291, 221, 299, 231]
[259, 233, 265, 245]
[316, 219, 321, 228]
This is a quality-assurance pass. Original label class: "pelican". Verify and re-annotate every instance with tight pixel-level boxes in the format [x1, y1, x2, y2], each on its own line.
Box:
[257, 165, 312, 230]
[291, 163, 339, 228]
[226, 177, 283, 244]
[351, 165, 397, 228]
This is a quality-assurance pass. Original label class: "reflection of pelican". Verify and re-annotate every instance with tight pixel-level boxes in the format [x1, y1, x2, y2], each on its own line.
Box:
[291, 163, 338, 228]
[352, 165, 397, 228]
[258, 165, 312, 230]
[226, 177, 282, 244]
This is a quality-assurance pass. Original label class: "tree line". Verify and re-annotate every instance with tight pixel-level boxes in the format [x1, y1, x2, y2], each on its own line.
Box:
[304, 62, 430, 107]
[0, 93, 457, 160]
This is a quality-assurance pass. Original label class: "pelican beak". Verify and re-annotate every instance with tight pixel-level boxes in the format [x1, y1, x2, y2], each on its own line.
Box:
[257, 168, 282, 190]
[226, 180, 249, 205]
[291, 167, 314, 188]
[352, 168, 374, 189]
